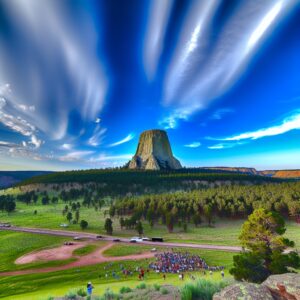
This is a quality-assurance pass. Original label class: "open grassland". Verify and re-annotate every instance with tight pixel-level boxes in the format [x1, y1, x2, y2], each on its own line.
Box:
[0, 244, 234, 300]
[0, 231, 74, 272]
[1, 199, 299, 248]
[0, 270, 230, 300]
[72, 244, 99, 256]
[103, 244, 155, 257]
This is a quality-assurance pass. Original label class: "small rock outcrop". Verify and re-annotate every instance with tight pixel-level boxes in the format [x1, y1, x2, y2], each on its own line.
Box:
[262, 273, 300, 300]
[213, 273, 300, 300]
[128, 129, 182, 170]
[213, 283, 274, 300]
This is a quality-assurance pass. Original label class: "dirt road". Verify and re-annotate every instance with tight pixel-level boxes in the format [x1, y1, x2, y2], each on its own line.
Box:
[0, 226, 242, 252]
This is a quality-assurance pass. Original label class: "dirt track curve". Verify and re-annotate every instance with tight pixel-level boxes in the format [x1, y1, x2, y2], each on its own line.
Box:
[0, 242, 154, 277]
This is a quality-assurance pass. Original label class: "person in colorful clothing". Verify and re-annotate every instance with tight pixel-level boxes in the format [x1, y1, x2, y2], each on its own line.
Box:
[87, 282, 94, 296]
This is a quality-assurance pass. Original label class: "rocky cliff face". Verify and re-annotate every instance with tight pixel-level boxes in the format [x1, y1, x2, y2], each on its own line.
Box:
[128, 129, 182, 170]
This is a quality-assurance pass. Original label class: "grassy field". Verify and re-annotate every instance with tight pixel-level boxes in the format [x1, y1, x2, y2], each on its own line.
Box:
[73, 244, 99, 256]
[1, 199, 299, 248]
[0, 244, 234, 300]
[0, 267, 232, 300]
[103, 244, 155, 257]
[0, 229, 235, 299]
[0, 231, 74, 272]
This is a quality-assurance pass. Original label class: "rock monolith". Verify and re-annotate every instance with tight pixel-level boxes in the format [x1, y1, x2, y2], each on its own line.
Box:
[128, 129, 182, 170]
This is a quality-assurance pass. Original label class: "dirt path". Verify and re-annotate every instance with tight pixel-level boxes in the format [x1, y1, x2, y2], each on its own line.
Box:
[0, 242, 154, 277]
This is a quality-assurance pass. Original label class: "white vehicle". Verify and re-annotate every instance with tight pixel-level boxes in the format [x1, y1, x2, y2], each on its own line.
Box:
[60, 223, 69, 228]
[142, 237, 150, 241]
[130, 237, 143, 243]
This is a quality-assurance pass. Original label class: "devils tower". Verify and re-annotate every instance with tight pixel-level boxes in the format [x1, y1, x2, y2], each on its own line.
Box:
[128, 129, 182, 170]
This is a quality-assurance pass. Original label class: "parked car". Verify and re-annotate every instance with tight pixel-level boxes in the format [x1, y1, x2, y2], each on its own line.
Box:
[0, 223, 11, 227]
[73, 236, 83, 240]
[151, 248, 157, 252]
[142, 237, 150, 241]
[96, 235, 103, 239]
[151, 237, 164, 242]
[60, 223, 69, 228]
[64, 241, 74, 246]
[113, 238, 121, 242]
[130, 237, 143, 243]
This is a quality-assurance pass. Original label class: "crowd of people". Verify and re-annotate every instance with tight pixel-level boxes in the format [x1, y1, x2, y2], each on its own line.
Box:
[149, 251, 224, 274]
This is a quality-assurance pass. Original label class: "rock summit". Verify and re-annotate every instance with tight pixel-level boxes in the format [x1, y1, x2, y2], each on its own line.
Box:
[128, 129, 182, 170]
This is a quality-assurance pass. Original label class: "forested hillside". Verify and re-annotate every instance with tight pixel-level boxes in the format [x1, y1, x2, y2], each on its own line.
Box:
[17, 168, 280, 196]
[0, 171, 52, 189]
[112, 181, 300, 231]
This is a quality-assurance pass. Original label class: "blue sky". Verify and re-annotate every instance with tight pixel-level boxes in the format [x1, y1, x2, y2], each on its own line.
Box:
[0, 0, 300, 171]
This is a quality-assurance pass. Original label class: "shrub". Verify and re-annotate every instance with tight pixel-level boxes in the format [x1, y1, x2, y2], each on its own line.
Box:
[136, 282, 147, 289]
[102, 288, 118, 300]
[181, 279, 229, 300]
[153, 284, 161, 291]
[119, 286, 132, 294]
[80, 219, 88, 230]
[77, 288, 87, 297]
[65, 289, 77, 299]
[161, 288, 169, 295]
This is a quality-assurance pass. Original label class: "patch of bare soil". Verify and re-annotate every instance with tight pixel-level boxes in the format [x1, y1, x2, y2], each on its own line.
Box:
[15, 242, 87, 264]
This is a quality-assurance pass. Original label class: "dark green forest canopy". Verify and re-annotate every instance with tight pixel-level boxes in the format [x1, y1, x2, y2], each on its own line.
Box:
[18, 168, 280, 186]
[15, 168, 284, 197]
[113, 181, 300, 220]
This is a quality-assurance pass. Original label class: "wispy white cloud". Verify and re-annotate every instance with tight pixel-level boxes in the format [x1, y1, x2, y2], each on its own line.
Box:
[0, 89, 44, 150]
[0, 0, 108, 141]
[30, 135, 43, 148]
[210, 108, 234, 120]
[0, 83, 12, 95]
[208, 142, 246, 150]
[0, 97, 36, 136]
[14, 103, 35, 112]
[90, 153, 133, 162]
[88, 126, 107, 146]
[108, 133, 135, 147]
[0, 139, 45, 162]
[162, 0, 296, 125]
[159, 109, 192, 129]
[165, 1, 220, 106]
[61, 143, 73, 150]
[184, 142, 201, 148]
[217, 112, 300, 141]
[59, 150, 94, 162]
[143, 0, 173, 78]
[0, 141, 16, 147]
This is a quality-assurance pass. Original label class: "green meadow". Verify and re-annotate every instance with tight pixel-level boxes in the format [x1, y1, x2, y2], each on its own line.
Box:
[1, 199, 299, 248]
[0, 230, 234, 299]
[0, 231, 73, 272]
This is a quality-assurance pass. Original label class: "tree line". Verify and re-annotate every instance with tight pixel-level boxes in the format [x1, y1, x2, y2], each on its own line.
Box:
[0, 195, 16, 213]
[110, 181, 300, 232]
